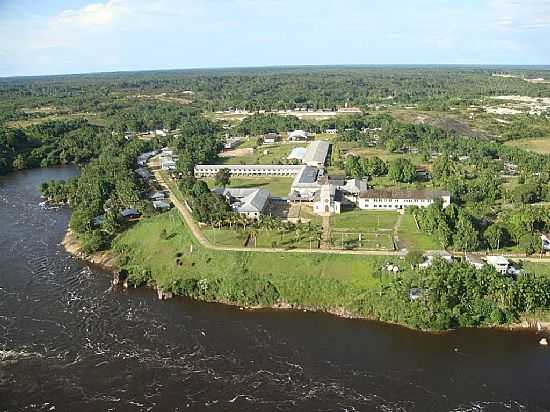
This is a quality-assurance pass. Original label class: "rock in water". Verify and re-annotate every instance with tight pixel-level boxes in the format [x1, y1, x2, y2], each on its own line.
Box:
[112, 270, 128, 286]
[157, 288, 173, 300]
[539, 338, 548, 346]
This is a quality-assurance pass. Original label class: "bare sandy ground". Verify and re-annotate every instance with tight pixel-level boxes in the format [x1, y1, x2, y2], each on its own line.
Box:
[219, 147, 254, 157]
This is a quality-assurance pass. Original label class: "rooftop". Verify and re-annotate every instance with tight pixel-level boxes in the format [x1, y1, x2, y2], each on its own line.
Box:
[292, 165, 319, 186]
[302, 140, 330, 166]
[359, 189, 451, 200]
[486, 256, 510, 266]
[287, 147, 307, 160]
[214, 187, 270, 213]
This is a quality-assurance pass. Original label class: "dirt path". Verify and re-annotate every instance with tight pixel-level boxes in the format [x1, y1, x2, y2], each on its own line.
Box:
[320, 215, 331, 250]
[151, 162, 550, 262]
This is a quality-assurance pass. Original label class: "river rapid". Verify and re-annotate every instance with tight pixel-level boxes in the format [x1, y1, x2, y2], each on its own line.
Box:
[1, 167, 550, 412]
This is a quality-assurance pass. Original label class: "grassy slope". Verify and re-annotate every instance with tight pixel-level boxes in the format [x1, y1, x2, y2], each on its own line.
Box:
[204, 176, 293, 197]
[114, 210, 392, 309]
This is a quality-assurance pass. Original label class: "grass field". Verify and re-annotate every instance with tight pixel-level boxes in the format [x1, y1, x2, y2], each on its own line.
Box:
[203, 227, 317, 249]
[505, 138, 550, 154]
[397, 213, 440, 251]
[331, 210, 399, 232]
[218, 143, 306, 166]
[204, 176, 293, 197]
[114, 210, 392, 295]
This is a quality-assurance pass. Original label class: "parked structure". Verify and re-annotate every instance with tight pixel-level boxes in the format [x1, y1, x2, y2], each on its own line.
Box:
[214, 187, 270, 219]
[194, 164, 303, 178]
[358, 190, 451, 210]
[224, 136, 244, 150]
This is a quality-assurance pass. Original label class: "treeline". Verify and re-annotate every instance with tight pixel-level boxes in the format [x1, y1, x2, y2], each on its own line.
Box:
[358, 261, 550, 330]
[41, 137, 151, 252]
[3, 67, 550, 112]
[0, 119, 113, 175]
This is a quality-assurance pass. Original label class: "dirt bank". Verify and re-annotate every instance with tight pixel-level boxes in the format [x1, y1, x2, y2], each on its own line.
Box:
[61, 229, 120, 270]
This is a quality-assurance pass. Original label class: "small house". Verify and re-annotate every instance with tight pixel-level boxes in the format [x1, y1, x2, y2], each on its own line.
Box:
[419, 250, 453, 268]
[150, 191, 166, 200]
[288, 130, 310, 141]
[465, 255, 485, 270]
[120, 208, 141, 219]
[486, 256, 510, 275]
[153, 200, 171, 210]
[264, 133, 280, 144]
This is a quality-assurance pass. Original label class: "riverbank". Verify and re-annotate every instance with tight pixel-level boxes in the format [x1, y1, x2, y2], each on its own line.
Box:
[61, 229, 119, 270]
[60, 210, 550, 334]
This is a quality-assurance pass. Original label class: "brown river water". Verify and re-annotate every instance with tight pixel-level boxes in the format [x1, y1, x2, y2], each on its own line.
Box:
[1, 167, 550, 411]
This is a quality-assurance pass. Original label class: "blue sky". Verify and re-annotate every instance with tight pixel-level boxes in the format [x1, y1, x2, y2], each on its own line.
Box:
[1, 0, 549, 77]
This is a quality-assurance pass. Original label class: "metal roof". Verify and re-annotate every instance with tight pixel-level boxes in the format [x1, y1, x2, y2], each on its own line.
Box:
[287, 147, 307, 160]
[214, 188, 270, 214]
[302, 140, 330, 166]
[359, 189, 451, 200]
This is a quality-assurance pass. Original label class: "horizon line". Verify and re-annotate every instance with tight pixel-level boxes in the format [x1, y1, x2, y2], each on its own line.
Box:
[2, 63, 550, 80]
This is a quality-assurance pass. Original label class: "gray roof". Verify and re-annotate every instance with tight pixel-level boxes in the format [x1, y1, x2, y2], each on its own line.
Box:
[214, 188, 270, 214]
[153, 200, 171, 209]
[292, 165, 319, 186]
[341, 178, 368, 194]
[288, 130, 308, 139]
[287, 147, 307, 160]
[302, 140, 330, 166]
[359, 189, 451, 200]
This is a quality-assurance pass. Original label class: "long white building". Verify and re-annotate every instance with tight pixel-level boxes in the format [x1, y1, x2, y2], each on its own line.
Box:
[358, 190, 451, 210]
[194, 164, 303, 178]
[302, 140, 331, 167]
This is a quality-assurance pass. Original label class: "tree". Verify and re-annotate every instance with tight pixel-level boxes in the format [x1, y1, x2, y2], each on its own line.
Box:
[483, 224, 506, 250]
[388, 158, 416, 183]
[453, 214, 480, 251]
[519, 233, 541, 256]
[215, 168, 231, 188]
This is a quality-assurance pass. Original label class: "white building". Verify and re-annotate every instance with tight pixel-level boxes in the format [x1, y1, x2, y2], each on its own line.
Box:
[214, 187, 270, 220]
[419, 250, 453, 268]
[325, 128, 338, 134]
[313, 179, 341, 215]
[194, 164, 303, 178]
[288, 130, 310, 141]
[486, 256, 510, 275]
[465, 255, 485, 270]
[287, 147, 307, 161]
[161, 160, 177, 170]
[540, 233, 550, 251]
[358, 190, 451, 211]
[224, 137, 243, 150]
[302, 140, 331, 168]
[264, 133, 280, 144]
[288, 166, 321, 202]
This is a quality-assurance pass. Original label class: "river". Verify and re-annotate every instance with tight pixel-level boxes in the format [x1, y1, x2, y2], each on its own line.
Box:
[1, 167, 550, 411]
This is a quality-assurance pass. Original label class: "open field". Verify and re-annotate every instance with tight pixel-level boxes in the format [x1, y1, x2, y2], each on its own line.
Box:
[204, 176, 293, 197]
[505, 138, 550, 154]
[331, 210, 399, 232]
[6, 112, 107, 128]
[396, 213, 441, 251]
[114, 210, 390, 294]
[217, 143, 306, 165]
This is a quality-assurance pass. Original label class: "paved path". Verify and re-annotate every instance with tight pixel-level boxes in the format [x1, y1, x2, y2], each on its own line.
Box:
[152, 164, 550, 263]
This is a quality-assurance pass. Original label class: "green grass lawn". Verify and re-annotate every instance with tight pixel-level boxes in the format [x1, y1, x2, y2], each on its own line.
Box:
[114, 210, 391, 294]
[218, 143, 306, 166]
[397, 213, 440, 252]
[331, 209, 399, 232]
[204, 176, 293, 197]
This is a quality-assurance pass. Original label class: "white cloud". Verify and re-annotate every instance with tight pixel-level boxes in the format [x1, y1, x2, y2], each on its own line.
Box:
[490, 0, 550, 30]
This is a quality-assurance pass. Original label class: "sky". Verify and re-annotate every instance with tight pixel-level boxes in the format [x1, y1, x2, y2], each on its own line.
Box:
[0, 0, 549, 77]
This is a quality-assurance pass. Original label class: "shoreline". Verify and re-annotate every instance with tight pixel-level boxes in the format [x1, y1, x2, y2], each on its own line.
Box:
[61, 226, 550, 335]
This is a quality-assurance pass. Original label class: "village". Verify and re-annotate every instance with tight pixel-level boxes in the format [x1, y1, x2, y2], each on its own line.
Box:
[123, 123, 550, 280]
